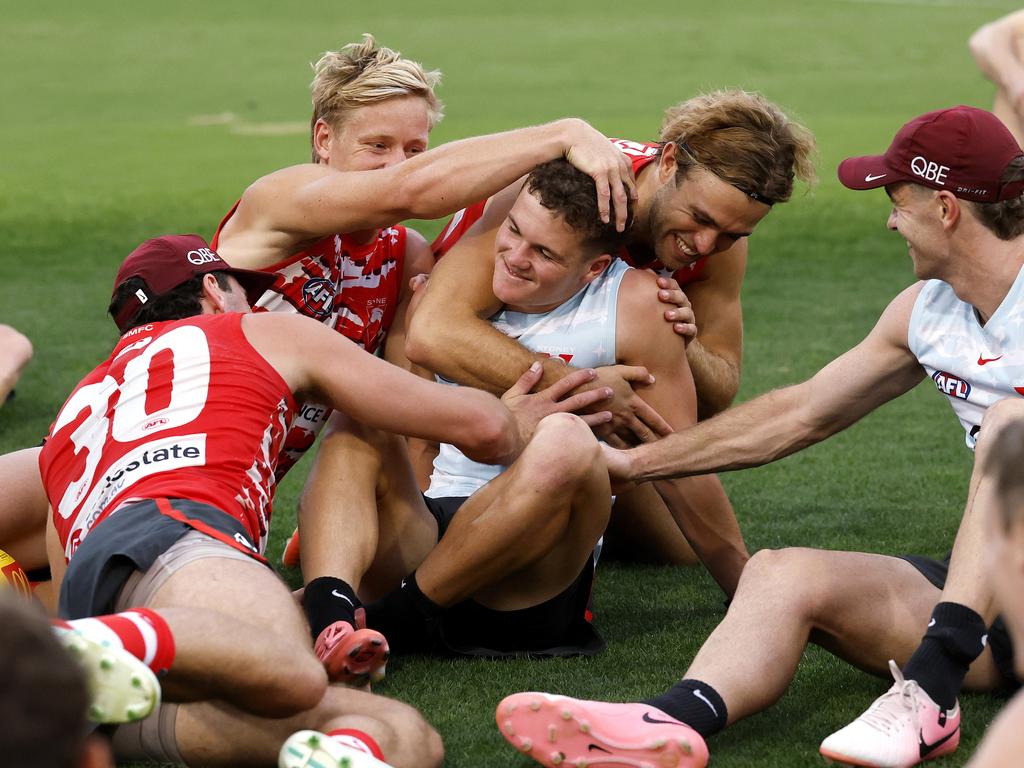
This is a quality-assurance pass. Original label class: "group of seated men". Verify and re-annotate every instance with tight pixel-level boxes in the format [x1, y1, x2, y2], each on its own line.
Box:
[3, 33, 1024, 768]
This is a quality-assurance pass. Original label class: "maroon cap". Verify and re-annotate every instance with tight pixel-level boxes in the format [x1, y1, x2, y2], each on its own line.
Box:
[838, 106, 1024, 202]
[111, 234, 278, 333]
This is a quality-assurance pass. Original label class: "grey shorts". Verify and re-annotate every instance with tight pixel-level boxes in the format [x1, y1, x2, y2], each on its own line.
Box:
[108, 529, 256, 765]
[60, 497, 266, 619]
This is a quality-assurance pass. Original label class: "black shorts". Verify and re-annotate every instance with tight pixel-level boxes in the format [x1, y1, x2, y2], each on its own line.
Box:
[419, 495, 604, 658]
[900, 553, 1019, 690]
[59, 498, 266, 619]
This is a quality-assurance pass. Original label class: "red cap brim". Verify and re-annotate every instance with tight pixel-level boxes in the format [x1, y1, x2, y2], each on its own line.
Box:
[837, 154, 909, 191]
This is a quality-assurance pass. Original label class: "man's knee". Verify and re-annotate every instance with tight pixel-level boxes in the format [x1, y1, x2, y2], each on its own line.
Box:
[260, 656, 328, 716]
[520, 413, 602, 491]
[0, 325, 32, 372]
[318, 690, 444, 768]
[977, 398, 1024, 460]
[736, 547, 833, 616]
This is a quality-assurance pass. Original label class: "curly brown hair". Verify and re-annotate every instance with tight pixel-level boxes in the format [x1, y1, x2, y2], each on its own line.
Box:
[525, 159, 632, 257]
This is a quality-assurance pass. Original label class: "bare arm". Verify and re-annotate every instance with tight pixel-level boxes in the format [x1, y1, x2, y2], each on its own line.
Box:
[243, 312, 519, 465]
[616, 269, 748, 596]
[382, 228, 434, 373]
[217, 119, 634, 270]
[970, 11, 1024, 92]
[683, 239, 747, 419]
[613, 283, 927, 483]
[970, 11, 1024, 142]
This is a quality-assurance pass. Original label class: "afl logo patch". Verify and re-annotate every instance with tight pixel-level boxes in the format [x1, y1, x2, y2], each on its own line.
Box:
[302, 278, 333, 320]
[932, 370, 971, 400]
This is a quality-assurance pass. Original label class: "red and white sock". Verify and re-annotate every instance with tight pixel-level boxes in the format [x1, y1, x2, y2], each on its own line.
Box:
[53, 607, 175, 675]
[327, 729, 385, 761]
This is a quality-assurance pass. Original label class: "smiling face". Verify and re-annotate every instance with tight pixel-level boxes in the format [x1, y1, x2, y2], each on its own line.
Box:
[885, 183, 948, 279]
[314, 94, 431, 172]
[492, 188, 611, 313]
[643, 149, 770, 269]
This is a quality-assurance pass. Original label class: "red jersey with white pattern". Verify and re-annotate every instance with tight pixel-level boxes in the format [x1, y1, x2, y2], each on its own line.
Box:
[430, 139, 709, 286]
[212, 204, 406, 479]
[40, 313, 295, 562]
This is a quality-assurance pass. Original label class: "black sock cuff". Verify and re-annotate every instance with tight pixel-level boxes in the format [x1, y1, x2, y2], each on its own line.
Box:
[402, 571, 443, 619]
[304, 577, 361, 638]
[644, 678, 728, 738]
[926, 601, 988, 664]
[930, 601, 985, 629]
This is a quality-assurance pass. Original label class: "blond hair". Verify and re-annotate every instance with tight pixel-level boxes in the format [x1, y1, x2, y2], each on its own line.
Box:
[309, 34, 443, 162]
[660, 90, 817, 204]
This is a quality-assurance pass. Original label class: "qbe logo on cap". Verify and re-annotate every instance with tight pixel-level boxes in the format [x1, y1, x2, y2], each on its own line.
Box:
[187, 247, 220, 265]
[911, 156, 950, 185]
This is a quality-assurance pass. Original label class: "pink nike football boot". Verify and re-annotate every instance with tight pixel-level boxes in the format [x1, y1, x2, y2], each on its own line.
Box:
[819, 660, 960, 767]
[314, 611, 390, 688]
[496, 692, 708, 768]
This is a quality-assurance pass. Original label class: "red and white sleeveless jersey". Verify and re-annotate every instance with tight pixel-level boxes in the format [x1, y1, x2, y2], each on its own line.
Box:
[212, 204, 407, 479]
[40, 313, 296, 562]
[212, 203, 406, 354]
[430, 139, 709, 286]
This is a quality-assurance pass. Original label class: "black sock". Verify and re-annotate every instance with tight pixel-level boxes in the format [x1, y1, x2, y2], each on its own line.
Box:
[643, 679, 728, 738]
[303, 577, 361, 639]
[364, 571, 443, 653]
[902, 601, 987, 710]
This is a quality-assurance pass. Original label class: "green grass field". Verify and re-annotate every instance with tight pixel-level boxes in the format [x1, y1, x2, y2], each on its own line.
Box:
[2, 1, 1021, 765]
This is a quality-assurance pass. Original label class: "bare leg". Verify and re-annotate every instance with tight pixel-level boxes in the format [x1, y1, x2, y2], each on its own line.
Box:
[602, 484, 698, 565]
[682, 548, 1003, 726]
[143, 557, 327, 717]
[417, 413, 610, 611]
[382, 285, 440, 494]
[965, 688, 1024, 767]
[0, 447, 49, 570]
[992, 90, 1024, 147]
[941, 398, 1024, 620]
[175, 685, 443, 768]
[0, 325, 32, 406]
[298, 411, 437, 596]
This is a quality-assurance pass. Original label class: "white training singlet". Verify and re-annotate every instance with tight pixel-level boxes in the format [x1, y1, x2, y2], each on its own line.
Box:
[427, 259, 631, 497]
[908, 266, 1024, 450]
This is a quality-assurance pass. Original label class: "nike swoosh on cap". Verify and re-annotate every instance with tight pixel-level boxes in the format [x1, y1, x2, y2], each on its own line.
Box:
[865, 173, 887, 182]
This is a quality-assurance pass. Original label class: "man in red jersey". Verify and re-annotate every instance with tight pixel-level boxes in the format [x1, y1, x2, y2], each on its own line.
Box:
[413, 90, 817, 563]
[41, 234, 611, 768]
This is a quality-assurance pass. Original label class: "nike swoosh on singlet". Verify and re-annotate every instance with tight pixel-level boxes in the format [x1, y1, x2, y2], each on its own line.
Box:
[919, 725, 959, 758]
[587, 744, 612, 753]
[978, 354, 1003, 365]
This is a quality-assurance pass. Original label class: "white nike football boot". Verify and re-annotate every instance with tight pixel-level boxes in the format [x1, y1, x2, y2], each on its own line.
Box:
[279, 730, 395, 768]
[819, 660, 960, 767]
[52, 624, 161, 724]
